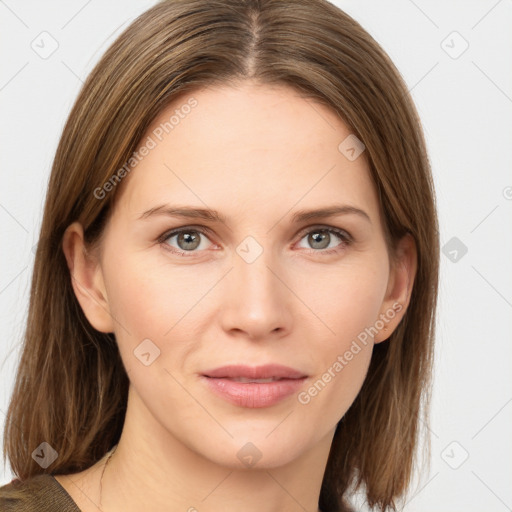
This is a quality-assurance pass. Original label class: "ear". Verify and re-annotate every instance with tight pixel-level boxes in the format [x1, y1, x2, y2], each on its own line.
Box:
[61, 222, 115, 333]
[373, 233, 417, 343]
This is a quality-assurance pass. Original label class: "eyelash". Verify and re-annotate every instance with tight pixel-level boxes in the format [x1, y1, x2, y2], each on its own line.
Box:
[157, 225, 353, 258]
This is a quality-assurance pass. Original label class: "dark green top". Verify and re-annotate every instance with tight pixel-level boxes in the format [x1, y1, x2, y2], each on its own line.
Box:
[0, 474, 81, 511]
[0, 473, 347, 511]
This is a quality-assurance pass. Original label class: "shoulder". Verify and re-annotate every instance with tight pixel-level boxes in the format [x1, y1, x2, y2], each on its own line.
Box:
[0, 473, 81, 512]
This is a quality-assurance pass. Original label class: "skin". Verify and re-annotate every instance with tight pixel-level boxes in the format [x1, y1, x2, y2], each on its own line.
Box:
[59, 81, 416, 512]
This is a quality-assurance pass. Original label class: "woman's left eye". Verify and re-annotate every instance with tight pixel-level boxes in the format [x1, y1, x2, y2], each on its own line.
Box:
[158, 225, 352, 257]
[296, 226, 352, 254]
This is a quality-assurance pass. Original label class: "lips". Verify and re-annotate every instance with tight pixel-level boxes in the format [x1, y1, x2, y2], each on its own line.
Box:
[224, 377, 280, 383]
[202, 364, 307, 380]
[200, 364, 308, 408]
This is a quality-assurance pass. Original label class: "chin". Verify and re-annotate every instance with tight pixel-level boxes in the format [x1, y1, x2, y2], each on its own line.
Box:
[189, 425, 316, 470]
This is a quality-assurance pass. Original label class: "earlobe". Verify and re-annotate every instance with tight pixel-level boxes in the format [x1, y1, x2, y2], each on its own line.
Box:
[62, 222, 115, 333]
[374, 233, 417, 343]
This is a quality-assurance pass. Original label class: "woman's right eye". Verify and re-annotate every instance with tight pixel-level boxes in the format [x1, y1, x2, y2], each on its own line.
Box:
[158, 228, 215, 256]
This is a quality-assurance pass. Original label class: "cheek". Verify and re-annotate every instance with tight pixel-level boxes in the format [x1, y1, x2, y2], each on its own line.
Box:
[294, 254, 388, 345]
[292, 257, 387, 416]
[101, 253, 217, 377]
[103, 252, 205, 335]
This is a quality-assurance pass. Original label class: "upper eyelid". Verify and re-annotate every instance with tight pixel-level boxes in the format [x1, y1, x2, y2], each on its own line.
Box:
[296, 224, 351, 239]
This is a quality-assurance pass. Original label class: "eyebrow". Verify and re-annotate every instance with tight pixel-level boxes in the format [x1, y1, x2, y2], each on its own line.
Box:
[138, 204, 371, 224]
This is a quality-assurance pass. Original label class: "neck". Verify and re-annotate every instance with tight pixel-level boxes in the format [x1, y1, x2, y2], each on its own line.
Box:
[100, 385, 333, 512]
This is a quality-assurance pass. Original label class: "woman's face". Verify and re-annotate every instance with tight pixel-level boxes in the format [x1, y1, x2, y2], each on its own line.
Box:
[70, 82, 413, 469]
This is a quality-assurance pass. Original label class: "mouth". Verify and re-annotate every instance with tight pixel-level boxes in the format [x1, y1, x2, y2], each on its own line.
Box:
[200, 364, 308, 408]
[202, 364, 307, 380]
[218, 377, 288, 383]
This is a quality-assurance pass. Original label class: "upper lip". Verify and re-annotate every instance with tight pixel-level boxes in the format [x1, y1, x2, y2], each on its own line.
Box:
[202, 364, 307, 379]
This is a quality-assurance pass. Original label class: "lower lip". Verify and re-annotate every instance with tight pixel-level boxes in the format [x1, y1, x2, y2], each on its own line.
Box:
[200, 376, 307, 408]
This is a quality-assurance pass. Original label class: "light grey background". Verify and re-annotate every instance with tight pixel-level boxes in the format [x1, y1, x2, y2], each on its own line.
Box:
[1, 1, 511, 510]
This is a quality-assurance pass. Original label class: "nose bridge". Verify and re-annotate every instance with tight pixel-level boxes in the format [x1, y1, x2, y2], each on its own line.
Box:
[220, 234, 291, 338]
[234, 234, 281, 304]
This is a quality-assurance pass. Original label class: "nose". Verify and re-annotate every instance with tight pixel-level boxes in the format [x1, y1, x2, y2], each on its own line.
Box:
[218, 244, 293, 341]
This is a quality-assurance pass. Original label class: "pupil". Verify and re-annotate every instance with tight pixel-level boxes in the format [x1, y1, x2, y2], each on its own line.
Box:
[310, 231, 329, 249]
[178, 232, 200, 250]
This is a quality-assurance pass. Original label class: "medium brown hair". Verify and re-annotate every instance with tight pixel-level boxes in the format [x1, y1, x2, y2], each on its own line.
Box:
[2, 1, 439, 510]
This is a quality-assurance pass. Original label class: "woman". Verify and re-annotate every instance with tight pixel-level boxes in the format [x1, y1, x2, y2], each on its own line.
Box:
[0, 0, 439, 511]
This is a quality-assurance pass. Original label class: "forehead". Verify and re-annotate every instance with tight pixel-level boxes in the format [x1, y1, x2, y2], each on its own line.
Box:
[112, 82, 381, 226]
